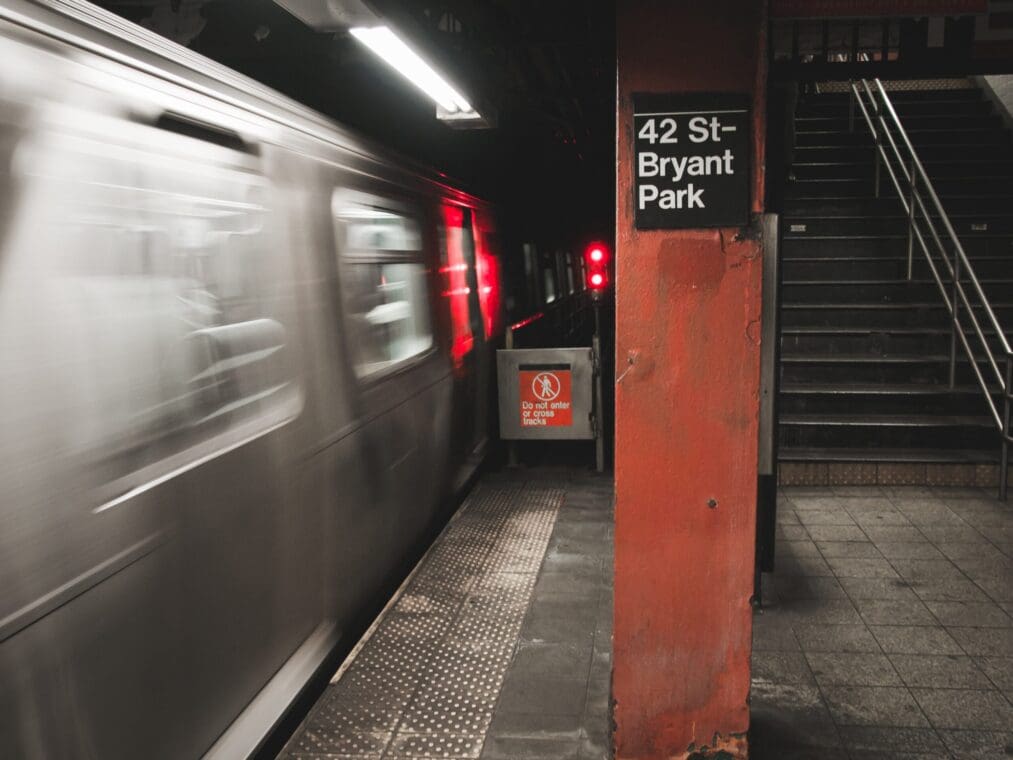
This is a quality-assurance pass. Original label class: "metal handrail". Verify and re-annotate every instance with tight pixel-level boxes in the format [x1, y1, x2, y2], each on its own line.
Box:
[850, 78, 1013, 499]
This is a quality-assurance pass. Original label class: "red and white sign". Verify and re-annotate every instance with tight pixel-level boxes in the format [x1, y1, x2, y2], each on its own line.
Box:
[519, 367, 572, 427]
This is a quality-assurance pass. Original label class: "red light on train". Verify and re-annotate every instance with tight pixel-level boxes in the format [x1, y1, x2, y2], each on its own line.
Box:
[589, 271, 606, 289]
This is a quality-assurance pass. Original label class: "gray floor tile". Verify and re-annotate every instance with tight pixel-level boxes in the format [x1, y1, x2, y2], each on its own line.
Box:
[793, 623, 882, 653]
[509, 642, 592, 680]
[772, 574, 849, 600]
[791, 495, 847, 510]
[911, 688, 1013, 730]
[912, 578, 992, 603]
[777, 596, 863, 626]
[816, 540, 882, 558]
[973, 575, 1013, 604]
[822, 684, 929, 727]
[778, 554, 835, 577]
[938, 728, 1013, 759]
[973, 656, 1013, 692]
[485, 712, 582, 740]
[949, 627, 1013, 656]
[797, 509, 858, 526]
[936, 542, 1004, 561]
[777, 508, 802, 525]
[875, 542, 945, 560]
[805, 652, 902, 686]
[780, 539, 822, 558]
[533, 571, 602, 598]
[855, 598, 937, 626]
[925, 600, 1013, 628]
[851, 752, 953, 759]
[520, 602, 596, 644]
[864, 525, 927, 543]
[479, 736, 581, 759]
[883, 487, 938, 499]
[871, 625, 964, 655]
[833, 487, 886, 498]
[749, 681, 842, 748]
[751, 651, 816, 686]
[852, 509, 914, 528]
[496, 676, 587, 717]
[837, 725, 948, 755]
[749, 746, 849, 760]
[889, 654, 993, 689]
[891, 559, 968, 583]
[918, 526, 989, 544]
[827, 556, 901, 579]
[777, 524, 809, 541]
[839, 577, 920, 600]
[806, 524, 868, 542]
[752, 614, 800, 652]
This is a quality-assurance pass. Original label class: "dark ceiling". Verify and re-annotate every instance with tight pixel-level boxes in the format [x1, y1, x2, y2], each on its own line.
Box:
[93, 0, 617, 247]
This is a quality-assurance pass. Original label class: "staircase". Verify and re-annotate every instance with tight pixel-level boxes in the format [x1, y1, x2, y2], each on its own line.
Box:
[778, 83, 1013, 485]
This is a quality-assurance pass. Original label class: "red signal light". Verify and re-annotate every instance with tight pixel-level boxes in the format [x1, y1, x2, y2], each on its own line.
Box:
[584, 242, 609, 266]
[588, 271, 606, 289]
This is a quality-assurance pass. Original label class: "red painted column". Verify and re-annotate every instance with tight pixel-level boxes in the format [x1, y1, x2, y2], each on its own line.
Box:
[613, 2, 767, 758]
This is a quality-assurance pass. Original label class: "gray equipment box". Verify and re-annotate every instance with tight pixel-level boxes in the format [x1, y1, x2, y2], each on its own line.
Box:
[497, 347, 595, 440]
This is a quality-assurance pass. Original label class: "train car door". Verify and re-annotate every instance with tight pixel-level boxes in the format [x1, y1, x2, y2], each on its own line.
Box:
[331, 184, 446, 556]
[441, 205, 488, 468]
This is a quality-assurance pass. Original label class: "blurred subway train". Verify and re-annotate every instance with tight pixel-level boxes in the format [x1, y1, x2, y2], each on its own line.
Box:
[0, 1, 550, 757]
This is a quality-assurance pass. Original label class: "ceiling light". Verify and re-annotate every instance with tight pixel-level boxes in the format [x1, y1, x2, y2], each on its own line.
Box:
[350, 25, 472, 114]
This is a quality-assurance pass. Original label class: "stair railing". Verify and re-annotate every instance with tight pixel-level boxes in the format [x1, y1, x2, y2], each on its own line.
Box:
[849, 78, 1012, 499]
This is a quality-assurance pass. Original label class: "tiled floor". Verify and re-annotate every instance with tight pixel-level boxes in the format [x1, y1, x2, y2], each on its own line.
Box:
[278, 469, 613, 760]
[752, 485, 1013, 760]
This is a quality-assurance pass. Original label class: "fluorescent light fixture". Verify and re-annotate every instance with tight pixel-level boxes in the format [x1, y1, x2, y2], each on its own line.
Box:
[350, 25, 473, 114]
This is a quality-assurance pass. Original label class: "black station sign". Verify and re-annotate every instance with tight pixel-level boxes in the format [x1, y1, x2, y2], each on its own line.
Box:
[632, 93, 750, 229]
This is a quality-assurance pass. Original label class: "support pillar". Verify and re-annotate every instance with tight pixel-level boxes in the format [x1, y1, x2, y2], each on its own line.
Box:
[613, 2, 767, 758]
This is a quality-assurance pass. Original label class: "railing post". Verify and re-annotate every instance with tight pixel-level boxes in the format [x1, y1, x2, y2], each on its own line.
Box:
[1001, 354, 1011, 501]
[906, 158, 916, 281]
[872, 88, 882, 198]
[848, 82, 855, 132]
[949, 251, 961, 389]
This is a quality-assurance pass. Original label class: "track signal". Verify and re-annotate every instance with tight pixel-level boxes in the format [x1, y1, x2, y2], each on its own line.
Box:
[584, 242, 610, 295]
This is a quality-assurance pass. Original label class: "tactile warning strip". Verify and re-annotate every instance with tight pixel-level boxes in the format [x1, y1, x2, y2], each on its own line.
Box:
[280, 482, 564, 759]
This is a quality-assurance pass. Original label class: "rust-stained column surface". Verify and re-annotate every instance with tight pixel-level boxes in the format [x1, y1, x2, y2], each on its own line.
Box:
[613, 1, 767, 758]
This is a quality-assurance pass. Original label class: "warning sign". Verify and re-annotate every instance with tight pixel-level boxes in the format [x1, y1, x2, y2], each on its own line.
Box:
[519, 363, 572, 427]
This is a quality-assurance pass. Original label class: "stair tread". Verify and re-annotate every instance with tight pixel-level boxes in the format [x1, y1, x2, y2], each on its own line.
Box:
[783, 278, 1013, 286]
[779, 446, 999, 463]
[781, 413, 992, 426]
[780, 382, 986, 394]
[780, 353, 997, 363]
[781, 326, 1006, 335]
[782, 302, 1013, 309]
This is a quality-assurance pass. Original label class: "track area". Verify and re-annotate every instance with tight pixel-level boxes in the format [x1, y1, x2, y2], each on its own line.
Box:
[278, 469, 614, 760]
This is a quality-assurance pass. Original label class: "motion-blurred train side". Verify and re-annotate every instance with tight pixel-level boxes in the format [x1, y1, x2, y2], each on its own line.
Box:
[0, 2, 510, 757]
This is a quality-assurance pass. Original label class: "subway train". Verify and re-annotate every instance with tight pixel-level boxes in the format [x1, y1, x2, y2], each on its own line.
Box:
[0, 1, 563, 758]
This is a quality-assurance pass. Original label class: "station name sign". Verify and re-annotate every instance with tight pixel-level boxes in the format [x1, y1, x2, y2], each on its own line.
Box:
[633, 93, 750, 229]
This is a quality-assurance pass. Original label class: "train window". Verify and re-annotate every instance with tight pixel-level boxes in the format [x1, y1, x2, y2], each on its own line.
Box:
[543, 267, 557, 304]
[0, 120, 302, 499]
[332, 193, 433, 378]
[565, 252, 576, 295]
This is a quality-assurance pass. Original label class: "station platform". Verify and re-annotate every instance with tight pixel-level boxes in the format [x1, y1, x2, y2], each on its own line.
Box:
[277, 473, 1010, 760]
[278, 468, 614, 760]
[753, 485, 1013, 760]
